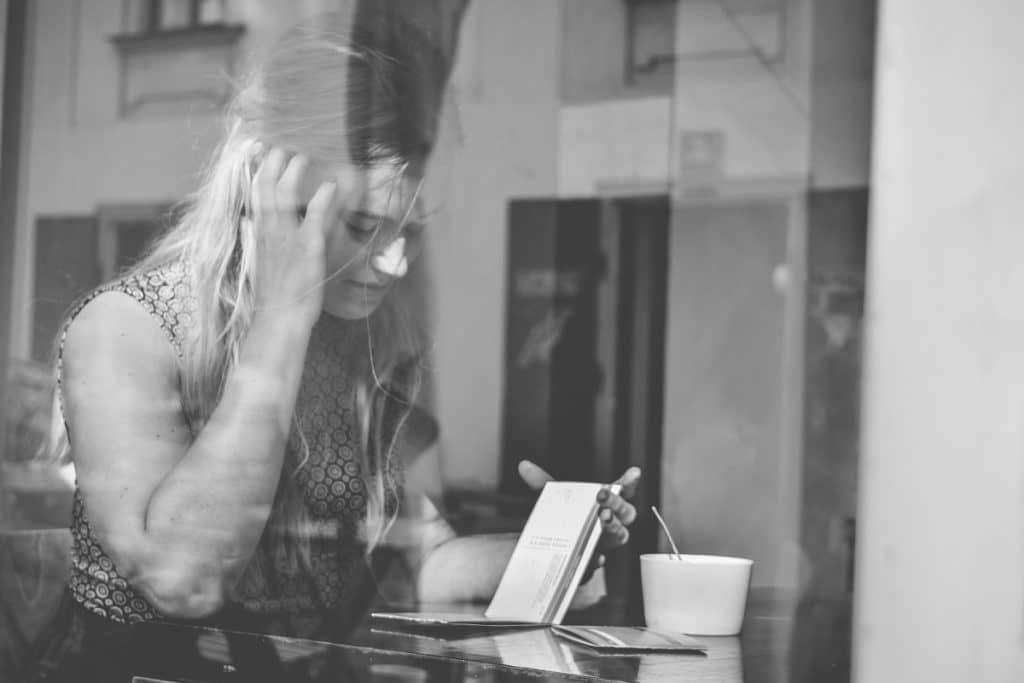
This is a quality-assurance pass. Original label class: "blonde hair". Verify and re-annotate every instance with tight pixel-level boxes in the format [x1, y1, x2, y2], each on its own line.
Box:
[48, 10, 444, 603]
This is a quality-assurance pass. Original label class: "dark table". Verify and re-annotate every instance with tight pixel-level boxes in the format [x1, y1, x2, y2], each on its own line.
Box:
[121, 592, 851, 683]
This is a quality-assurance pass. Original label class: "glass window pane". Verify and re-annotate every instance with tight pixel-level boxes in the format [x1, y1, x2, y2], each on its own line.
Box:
[1, 1, 893, 680]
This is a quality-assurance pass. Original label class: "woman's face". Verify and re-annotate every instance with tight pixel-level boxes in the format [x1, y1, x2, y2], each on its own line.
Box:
[297, 160, 426, 320]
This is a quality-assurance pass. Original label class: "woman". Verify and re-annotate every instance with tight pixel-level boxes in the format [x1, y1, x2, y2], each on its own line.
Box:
[27, 7, 639, 681]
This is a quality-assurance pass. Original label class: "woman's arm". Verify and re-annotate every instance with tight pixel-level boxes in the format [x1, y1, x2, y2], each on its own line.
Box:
[65, 298, 312, 618]
[65, 149, 338, 618]
[416, 532, 517, 604]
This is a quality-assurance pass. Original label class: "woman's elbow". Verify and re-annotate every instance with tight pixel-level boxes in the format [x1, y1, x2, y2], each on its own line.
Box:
[99, 528, 237, 618]
[133, 561, 229, 619]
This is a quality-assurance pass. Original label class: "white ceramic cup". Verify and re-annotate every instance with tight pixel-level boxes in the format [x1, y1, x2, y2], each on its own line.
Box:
[640, 553, 753, 636]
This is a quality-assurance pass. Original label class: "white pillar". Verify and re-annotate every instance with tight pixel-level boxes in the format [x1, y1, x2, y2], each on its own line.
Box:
[855, 1, 1024, 682]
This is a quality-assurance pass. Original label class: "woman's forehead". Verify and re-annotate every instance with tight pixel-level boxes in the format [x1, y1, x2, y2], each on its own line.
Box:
[300, 160, 424, 218]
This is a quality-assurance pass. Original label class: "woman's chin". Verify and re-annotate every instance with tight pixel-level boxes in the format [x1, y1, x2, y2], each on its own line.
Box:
[322, 296, 382, 320]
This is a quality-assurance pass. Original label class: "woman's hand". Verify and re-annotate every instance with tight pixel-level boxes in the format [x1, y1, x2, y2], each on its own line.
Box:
[517, 460, 641, 550]
[418, 465, 642, 604]
[248, 145, 338, 326]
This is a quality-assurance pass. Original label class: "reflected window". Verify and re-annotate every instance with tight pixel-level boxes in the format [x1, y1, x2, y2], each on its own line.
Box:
[626, 0, 677, 85]
[124, 0, 227, 34]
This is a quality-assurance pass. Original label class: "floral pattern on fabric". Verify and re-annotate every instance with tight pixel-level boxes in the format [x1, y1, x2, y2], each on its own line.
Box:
[57, 263, 400, 624]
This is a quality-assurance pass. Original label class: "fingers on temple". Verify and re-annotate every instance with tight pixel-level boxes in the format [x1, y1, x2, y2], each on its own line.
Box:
[302, 181, 339, 239]
[276, 154, 309, 230]
[253, 147, 288, 223]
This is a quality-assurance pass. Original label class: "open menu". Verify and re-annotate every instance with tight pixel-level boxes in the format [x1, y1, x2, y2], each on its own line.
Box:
[551, 626, 707, 653]
[372, 481, 617, 627]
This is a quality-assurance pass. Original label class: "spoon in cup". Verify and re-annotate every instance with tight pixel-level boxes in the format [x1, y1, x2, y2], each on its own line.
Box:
[651, 506, 683, 560]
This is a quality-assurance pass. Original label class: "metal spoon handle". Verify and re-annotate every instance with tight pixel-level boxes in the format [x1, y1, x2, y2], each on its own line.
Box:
[651, 506, 682, 559]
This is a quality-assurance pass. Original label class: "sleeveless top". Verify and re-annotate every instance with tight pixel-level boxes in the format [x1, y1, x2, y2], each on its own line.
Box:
[57, 261, 404, 624]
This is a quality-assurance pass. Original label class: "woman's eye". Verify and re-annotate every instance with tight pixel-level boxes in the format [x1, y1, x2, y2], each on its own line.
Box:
[345, 217, 379, 239]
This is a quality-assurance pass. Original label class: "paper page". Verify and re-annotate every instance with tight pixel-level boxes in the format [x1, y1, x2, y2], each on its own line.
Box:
[486, 482, 606, 622]
[550, 496, 611, 624]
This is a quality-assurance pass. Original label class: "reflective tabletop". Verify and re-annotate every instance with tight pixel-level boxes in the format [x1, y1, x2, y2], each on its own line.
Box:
[123, 591, 850, 683]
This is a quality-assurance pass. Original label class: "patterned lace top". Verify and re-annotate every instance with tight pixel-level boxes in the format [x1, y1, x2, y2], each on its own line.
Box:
[57, 262, 403, 625]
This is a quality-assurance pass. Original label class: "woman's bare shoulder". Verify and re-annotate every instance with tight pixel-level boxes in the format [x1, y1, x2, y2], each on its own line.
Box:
[61, 289, 180, 389]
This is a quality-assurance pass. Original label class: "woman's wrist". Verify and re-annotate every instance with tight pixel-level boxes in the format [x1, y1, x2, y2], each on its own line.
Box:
[231, 311, 315, 428]
[245, 309, 315, 364]
[251, 305, 318, 339]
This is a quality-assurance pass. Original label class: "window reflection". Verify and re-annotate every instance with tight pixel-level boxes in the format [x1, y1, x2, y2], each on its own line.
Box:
[0, 1, 877, 681]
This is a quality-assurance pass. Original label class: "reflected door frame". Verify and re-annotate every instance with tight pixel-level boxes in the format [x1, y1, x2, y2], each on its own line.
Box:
[665, 178, 808, 593]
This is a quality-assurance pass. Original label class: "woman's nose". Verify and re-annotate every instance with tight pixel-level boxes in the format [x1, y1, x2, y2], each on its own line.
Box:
[371, 236, 409, 278]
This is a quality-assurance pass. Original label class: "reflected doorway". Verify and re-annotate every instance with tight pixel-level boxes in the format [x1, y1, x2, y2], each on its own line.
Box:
[499, 195, 670, 621]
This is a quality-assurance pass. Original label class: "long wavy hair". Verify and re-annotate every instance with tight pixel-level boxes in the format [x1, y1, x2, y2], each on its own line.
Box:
[46, 8, 453, 601]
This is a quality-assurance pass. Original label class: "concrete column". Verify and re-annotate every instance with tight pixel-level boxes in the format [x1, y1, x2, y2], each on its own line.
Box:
[854, 1, 1024, 681]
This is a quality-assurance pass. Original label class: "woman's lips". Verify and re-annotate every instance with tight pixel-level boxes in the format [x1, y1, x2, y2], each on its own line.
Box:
[346, 280, 388, 293]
